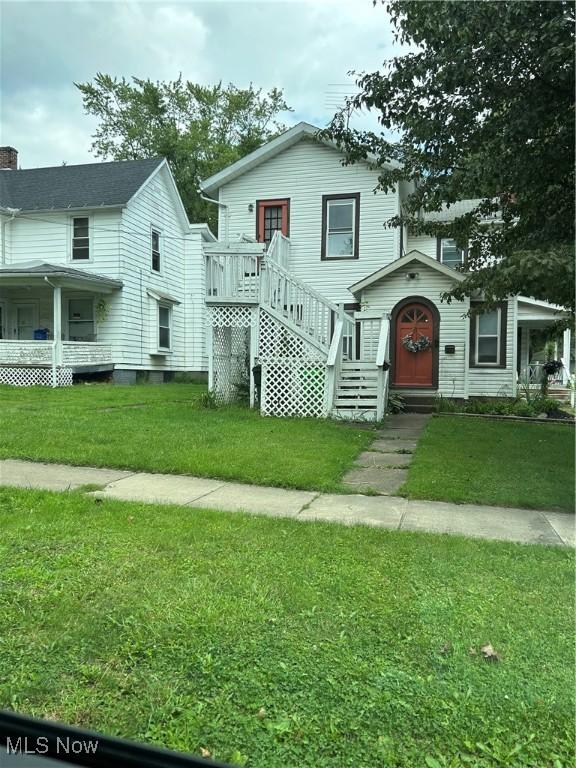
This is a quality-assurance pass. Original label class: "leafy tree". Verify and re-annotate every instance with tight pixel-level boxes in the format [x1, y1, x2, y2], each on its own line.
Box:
[76, 75, 291, 230]
[321, 1, 574, 312]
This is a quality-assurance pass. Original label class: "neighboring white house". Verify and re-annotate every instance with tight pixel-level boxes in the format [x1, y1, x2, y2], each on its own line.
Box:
[0, 148, 213, 386]
[0, 127, 571, 419]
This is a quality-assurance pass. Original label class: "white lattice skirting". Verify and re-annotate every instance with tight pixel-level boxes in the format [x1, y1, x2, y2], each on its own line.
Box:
[206, 305, 255, 328]
[213, 326, 250, 404]
[258, 310, 327, 418]
[261, 361, 326, 418]
[0, 367, 74, 387]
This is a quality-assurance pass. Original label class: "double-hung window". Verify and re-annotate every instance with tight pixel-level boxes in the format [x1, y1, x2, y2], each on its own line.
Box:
[158, 304, 171, 350]
[72, 217, 90, 260]
[151, 229, 161, 272]
[438, 238, 466, 269]
[322, 194, 359, 259]
[68, 299, 95, 341]
[470, 303, 507, 367]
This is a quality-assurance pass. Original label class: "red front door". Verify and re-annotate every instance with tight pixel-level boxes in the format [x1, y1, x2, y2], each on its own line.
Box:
[256, 199, 289, 245]
[394, 302, 435, 387]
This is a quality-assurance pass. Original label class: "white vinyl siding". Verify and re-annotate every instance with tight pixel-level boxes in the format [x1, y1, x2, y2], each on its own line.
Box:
[218, 139, 399, 303]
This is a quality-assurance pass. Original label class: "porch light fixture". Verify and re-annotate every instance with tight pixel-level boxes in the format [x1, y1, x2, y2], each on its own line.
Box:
[248, 203, 254, 213]
[406, 271, 419, 281]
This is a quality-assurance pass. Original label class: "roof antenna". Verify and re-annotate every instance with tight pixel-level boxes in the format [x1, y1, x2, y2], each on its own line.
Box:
[323, 83, 360, 128]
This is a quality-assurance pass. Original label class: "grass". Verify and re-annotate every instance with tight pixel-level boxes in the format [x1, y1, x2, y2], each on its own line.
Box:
[1, 487, 573, 767]
[401, 416, 575, 512]
[0, 384, 372, 492]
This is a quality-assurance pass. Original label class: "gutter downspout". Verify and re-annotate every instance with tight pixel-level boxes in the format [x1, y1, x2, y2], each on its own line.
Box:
[198, 189, 229, 245]
[44, 276, 62, 388]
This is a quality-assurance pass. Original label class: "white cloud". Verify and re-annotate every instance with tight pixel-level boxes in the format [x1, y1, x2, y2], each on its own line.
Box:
[1, 0, 400, 168]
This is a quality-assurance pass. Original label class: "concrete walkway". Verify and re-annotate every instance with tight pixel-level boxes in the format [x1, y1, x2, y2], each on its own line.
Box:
[343, 412, 429, 494]
[0, 458, 573, 548]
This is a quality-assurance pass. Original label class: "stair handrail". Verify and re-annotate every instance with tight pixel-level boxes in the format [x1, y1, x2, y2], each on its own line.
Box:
[376, 315, 391, 420]
[261, 258, 355, 353]
[266, 231, 291, 270]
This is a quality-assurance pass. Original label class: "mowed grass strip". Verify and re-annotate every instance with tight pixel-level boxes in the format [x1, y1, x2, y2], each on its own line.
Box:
[1, 488, 573, 767]
[400, 415, 575, 512]
[0, 384, 372, 492]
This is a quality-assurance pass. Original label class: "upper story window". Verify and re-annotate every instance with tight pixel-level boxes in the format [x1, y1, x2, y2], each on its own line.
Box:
[72, 217, 90, 260]
[437, 238, 466, 269]
[158, 304, 171, 350]
[151, 229, 161, 272]
[321, 193, 360, 260]
[256, 199, 289, 246]
[470, 303, 507, 368]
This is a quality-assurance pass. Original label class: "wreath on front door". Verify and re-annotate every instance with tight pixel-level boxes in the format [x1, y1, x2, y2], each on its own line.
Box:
[401, 332, 432, 353]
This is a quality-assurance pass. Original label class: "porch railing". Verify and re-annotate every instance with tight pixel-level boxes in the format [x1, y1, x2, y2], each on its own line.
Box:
[0, 340, 53, 365]
[205, 247, 263, 302]
[520, 363, 565, 386]
[62, 342, 112, 365]
[0, 340, 112, 367]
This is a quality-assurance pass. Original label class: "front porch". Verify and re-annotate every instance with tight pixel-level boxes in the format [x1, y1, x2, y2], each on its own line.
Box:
[517, 297, 573, 400]
[0, 261, 121, 386]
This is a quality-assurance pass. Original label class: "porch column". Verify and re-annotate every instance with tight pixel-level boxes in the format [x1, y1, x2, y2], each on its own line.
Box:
[519, 326, 530, 376]
[207, 322, 214, 391]
[51, 284, 62, 387]
[562, 327, 572, 385]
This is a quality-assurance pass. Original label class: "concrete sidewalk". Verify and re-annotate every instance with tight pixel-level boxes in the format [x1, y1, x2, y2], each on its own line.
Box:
[1, 458, 573, 547]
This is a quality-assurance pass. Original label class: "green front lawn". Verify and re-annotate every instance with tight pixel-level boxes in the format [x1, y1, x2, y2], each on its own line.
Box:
[1, 487, 573, 767]
[401, 415, 575, 512]
[0, 384, 371, 492]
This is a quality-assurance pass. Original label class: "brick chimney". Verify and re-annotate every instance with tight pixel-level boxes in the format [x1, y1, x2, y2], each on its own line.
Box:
[0, 147, 18, 170]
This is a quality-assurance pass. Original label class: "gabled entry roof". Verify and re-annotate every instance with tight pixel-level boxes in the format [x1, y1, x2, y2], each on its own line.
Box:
[349, 250, 466, 296]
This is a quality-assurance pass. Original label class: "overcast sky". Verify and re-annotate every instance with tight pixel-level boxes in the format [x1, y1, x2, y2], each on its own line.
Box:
[1, 0, 401, 169]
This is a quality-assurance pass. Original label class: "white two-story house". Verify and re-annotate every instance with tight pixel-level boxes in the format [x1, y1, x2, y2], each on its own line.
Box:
[199, 123, 572, 418]
[0, 127, 571, 419]
[0, 148, 213, 386]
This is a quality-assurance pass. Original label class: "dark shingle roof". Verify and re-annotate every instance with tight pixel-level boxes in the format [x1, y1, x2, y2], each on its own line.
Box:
[0, 156, 164, 211]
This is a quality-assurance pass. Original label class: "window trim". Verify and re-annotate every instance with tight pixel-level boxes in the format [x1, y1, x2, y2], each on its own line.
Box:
[70, 215, 92, 262]
[469, 302, 507, 368]
[255, 198, 290, 244]
[436, 237, 467, 269]
[157, 302, 172, 352]
[151, 227, 161, 273]
[321, 193, 360, 261]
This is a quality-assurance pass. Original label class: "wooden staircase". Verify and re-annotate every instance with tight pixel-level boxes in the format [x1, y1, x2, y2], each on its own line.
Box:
[332, 361, 380, 421]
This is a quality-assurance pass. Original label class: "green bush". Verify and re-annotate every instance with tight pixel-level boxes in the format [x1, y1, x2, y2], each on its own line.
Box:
[531, 396, 562, 415]
[434, 394, 458, 413]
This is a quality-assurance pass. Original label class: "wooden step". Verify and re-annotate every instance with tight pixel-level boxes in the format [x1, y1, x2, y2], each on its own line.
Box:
[334, 398, 377, 408]
[341, 361, 377, 370]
